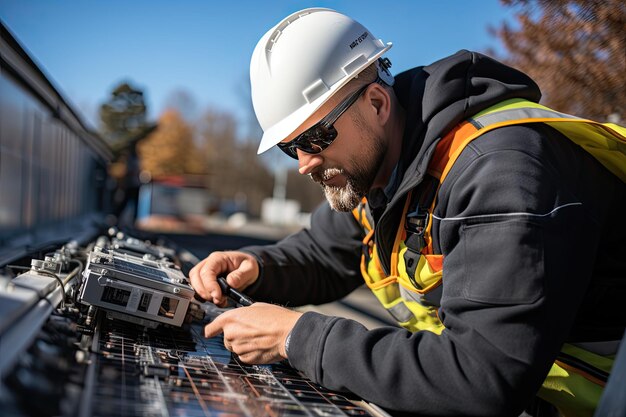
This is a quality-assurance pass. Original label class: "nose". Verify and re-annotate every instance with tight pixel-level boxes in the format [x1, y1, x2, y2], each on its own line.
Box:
[297, 149, 323, 175]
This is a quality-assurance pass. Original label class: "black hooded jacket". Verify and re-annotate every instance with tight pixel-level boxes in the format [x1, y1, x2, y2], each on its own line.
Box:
[241, 50, 626, 416]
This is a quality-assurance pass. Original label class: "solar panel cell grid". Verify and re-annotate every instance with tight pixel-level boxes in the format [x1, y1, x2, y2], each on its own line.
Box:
[90, 315, 375, 417]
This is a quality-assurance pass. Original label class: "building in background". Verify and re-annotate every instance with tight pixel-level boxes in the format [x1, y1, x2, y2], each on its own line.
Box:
[0, 21, 111, 264]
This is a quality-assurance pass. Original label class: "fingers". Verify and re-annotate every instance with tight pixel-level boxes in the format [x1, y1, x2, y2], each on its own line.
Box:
[189, 258, 211, 300]
[221, 336, 282, 364]
[189, 251, 259, 306]
[189, 252, 232, 304]
[202, 304, 303, 365]
[225, 256, 258, 289]
[204, 314, 226, 338]
[230, 345, 280, 364]
[206, 254, 232, 304]
[237, 351, 283, 365]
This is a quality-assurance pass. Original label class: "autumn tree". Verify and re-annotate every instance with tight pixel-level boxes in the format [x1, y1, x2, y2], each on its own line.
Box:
[493, 0, 625, 122]
[137, 110, 206, 178]
[199, 108, 273, 217]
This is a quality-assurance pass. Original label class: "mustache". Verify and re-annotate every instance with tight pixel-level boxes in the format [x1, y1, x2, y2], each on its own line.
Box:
[310, 167, 343, 184]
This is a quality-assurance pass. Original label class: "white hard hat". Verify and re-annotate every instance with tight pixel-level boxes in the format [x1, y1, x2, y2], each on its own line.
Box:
[250, 8, 393, 154]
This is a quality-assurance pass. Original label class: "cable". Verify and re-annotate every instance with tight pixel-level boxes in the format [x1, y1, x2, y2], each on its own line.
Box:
[68, 259, 87, 305]
[7, 265, 66, 308]
[63, 259, 84, 285]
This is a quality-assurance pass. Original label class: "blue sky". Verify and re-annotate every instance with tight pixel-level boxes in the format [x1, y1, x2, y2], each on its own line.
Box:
[0, 1, 518, 136]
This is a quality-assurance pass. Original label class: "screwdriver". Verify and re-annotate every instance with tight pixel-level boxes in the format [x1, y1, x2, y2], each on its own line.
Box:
[217, 277, 255, 307]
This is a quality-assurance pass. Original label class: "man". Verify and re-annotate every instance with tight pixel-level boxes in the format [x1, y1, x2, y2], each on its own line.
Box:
[190, 8, 626, 416]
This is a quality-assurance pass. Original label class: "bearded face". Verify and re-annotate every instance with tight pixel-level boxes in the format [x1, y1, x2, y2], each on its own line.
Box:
[310, 124, 387, 212]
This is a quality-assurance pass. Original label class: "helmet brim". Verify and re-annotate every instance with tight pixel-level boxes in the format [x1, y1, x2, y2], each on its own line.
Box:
[256, 42, 393, 155]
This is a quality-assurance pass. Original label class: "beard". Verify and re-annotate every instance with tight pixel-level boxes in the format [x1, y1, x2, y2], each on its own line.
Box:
[311, 132, 387, 212]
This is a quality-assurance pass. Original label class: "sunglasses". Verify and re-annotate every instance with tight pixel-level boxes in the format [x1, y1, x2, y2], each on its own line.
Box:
[278, 77, 381, 159]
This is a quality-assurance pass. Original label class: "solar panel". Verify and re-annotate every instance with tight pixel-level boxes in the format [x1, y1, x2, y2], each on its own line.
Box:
[85, 312, 379, 417]
[1, 235, 389, 417]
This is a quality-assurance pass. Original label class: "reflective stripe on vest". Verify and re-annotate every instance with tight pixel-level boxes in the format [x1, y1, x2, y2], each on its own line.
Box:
[352, 98, 626, 416]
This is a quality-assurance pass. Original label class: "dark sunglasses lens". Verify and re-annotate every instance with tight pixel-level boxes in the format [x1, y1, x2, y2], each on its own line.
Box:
[277, 141, 297, 159]
[278, 125, 337, 159]
[285, 145, 298, 159]
[298, 126, 336, 154]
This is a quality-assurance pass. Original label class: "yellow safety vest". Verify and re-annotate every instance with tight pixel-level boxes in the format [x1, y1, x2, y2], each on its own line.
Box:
[352, 98, 626, 417]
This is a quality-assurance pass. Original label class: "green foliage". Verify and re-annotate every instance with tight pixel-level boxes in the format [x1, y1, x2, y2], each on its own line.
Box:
[99, 81, 150, 151]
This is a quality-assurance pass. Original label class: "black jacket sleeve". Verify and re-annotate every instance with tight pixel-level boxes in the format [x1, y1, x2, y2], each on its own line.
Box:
[241, 202, 365, 306]
[286, 125, 625, 416]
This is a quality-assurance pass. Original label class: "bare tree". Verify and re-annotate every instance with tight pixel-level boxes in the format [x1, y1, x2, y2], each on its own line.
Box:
[163, 89, 199, 122]
[285, 169, 325, 213]
[199, 108, 273, 217]
[492, 0, 625, 122]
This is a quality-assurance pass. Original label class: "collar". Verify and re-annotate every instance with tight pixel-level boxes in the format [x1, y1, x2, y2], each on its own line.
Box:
[367, 164, 400, 209]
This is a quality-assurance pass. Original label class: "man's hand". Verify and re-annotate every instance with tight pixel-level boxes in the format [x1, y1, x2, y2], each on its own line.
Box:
[204, 303, 303, 364]
[189, 251, 259, 306]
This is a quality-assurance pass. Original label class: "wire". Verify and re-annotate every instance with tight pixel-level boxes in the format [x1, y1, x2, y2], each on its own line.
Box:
[7, 265, 66, 308]
[70, 258, 84, 271]
[64, 259, 84, 285]
[68, 259, 85, 304]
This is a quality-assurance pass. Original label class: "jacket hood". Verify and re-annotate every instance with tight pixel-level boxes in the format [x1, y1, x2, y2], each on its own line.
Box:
[392, 50, 542, 192]
[369, 50, 542, 273]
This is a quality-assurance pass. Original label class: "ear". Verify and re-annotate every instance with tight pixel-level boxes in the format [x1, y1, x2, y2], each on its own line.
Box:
[365, 83, 391, 126]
